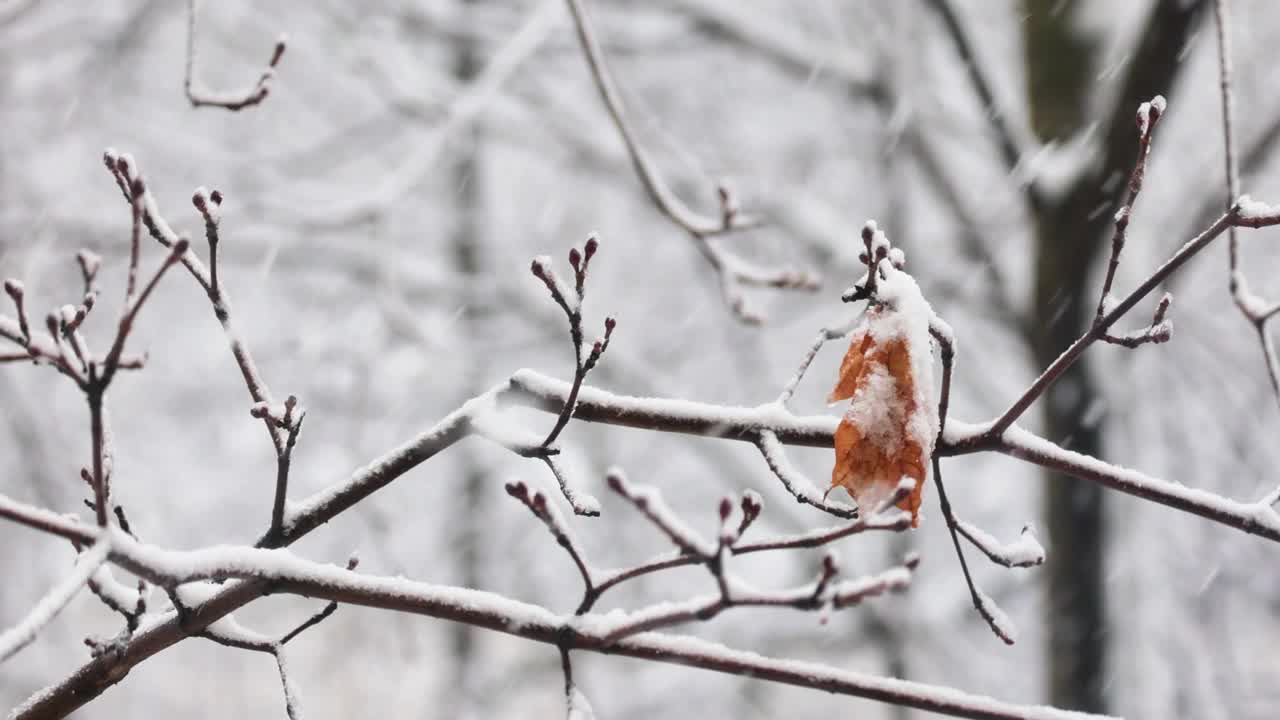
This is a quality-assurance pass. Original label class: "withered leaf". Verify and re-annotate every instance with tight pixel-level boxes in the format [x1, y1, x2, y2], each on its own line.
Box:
[829, 307, 929, 526]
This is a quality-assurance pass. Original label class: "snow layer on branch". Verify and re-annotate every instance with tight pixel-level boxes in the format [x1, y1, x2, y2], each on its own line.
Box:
[1235, 194, 1280, 222]
[276, 652, 303, 717]
[0, 539, 111, 662]
[567, 687, 596, 719]
[109, 527, 566, 631]
[995, 424, 1280, 538]
[958, 521, 1046, 568]
[509, 369, 839, 439]
[618, 632, 1113, 719]
[174, 582, 275, 647]
[974, 587, 1018, 644]
[89, 564, 147, 611]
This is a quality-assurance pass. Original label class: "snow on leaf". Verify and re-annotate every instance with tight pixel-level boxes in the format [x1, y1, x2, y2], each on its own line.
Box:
[828, 264, 938, 527]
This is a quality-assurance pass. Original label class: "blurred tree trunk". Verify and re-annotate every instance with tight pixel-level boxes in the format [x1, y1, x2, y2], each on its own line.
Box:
[1021, 0, 1203, 711]
[448, 0, 487, 715]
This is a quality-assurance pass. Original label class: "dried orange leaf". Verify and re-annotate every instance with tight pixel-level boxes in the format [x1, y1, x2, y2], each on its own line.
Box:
[828, 329, 872, 404]
[829, 266, 937, 526]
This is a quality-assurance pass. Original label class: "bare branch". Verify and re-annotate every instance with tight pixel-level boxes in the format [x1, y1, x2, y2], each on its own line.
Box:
[562, 646, 594, 719]
[605, 468, 718, 557]
[100, 237, 190, 384]
[1215, 0, 1241, 272]
[775, 318, 863, 408]
[986, 195, 1280, 438]
[932, 455, 1015, 645]
[103, 153, 283, 455]
[271, 407, 306, 536]
[184, 0, 286, 111]
[564, 0, 818, 323]
[531, 239, 615, 450]
[1094, 98, 1165, 324]
[1214, 0, 1280, 409]
[922, 0, 1038, 207]
[505, 480, 597, 601]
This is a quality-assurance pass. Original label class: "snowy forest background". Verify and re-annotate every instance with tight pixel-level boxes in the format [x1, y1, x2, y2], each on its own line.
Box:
[2, 0, 1280, 718]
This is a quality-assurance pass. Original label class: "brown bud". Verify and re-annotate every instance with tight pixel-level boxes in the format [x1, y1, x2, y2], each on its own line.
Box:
[269, 36, 288, 67]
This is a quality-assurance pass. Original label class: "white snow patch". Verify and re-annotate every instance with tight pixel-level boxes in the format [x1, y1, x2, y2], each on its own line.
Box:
[959, 521, 1045, 568]
[974, 587, 1018, 644]
[1235, 194, 1280, 221]
[567, 687, 596, 719]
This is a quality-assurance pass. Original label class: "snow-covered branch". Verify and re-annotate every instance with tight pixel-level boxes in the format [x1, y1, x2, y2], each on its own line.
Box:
[1213, 1, 1280, 410]
[10, 102, 1280, 716]
[0, 509, 1108, 720]
[500, 371, 1280, 543]
[0, 539, 110, 663]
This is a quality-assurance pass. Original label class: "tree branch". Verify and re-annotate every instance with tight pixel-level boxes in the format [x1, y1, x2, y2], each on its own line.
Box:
[183, 0, 287, 111]
[0, 514, 1109, 720]
[0, 539, 111, 663]
[922, 0, 1039, 209]
[565, 0, 819, 323]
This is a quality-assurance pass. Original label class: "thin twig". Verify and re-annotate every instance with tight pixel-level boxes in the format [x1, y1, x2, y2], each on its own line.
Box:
[271, 407, 305, 536]
[1214, 0, 1280, 408]
[564, 0, 817, 323]
[932, 456, 1015, 645]
[985, 196, 1280, 438]
[184, 0, 287, 111]
[756, 430, 858, 518]
[531, 239, 614, 450]
[1216, 0, 1240, 273]
[922, 0, 1038, 209]
[1093, 97, 1164, 324]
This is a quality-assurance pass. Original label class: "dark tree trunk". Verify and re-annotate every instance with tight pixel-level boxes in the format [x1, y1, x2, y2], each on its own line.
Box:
[1021, 0, 1204, 711]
